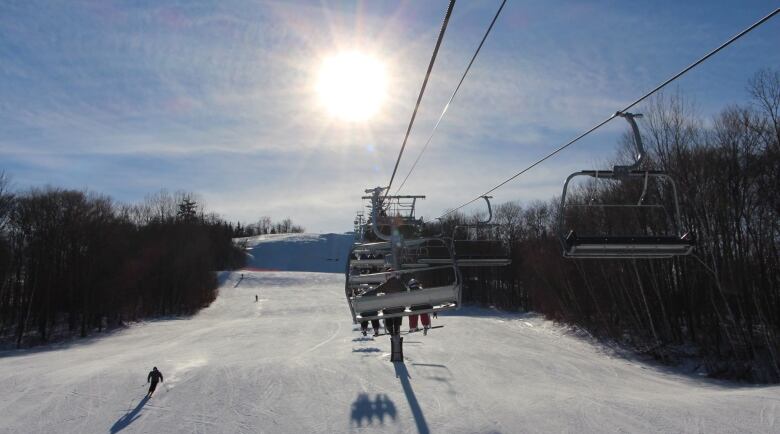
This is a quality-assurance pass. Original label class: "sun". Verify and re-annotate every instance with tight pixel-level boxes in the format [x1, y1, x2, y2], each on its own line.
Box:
[317, 51, 387, 122]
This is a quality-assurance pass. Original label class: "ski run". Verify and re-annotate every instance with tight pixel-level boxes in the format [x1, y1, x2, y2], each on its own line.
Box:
[0, 234, 778, 433]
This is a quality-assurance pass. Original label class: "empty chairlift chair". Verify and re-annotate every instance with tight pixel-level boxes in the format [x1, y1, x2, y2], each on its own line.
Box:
[450, 196, 511, 267]
[558, 112, 695, 259]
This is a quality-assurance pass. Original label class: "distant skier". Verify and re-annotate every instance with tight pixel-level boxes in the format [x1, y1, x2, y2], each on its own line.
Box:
[146, 367, 164, 397]
[255, 294, 259, 302]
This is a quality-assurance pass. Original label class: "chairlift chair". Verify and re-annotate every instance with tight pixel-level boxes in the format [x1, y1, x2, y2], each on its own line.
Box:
[345, 187, 462, 323]
[451, 196, 511, 267]
[360, 186, 426, 242]
[345, 239, 461, 323]
[558, 112, 695, 259]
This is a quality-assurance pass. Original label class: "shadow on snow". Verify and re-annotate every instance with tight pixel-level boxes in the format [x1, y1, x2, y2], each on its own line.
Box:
[109, 395, 149, 433]
[350, 393, 397, 427]
[394, 362, 430, 434]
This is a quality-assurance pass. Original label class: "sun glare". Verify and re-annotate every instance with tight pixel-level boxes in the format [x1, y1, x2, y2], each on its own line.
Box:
[317, 52, 387, 122]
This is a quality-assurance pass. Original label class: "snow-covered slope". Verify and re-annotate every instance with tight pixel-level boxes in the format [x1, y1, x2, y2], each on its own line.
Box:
[237, 232, 353, 273]
[1, 269, 778, 433]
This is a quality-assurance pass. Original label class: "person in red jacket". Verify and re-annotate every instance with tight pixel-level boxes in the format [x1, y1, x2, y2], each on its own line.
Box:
[407, 278, 432, 334]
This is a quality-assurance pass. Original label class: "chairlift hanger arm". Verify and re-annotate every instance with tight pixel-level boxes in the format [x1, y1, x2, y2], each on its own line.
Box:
[365, 187, 392, 241]
[479, 195, 493, 225]
[613, 112, 644, 174]
[385, 0, 457, 197]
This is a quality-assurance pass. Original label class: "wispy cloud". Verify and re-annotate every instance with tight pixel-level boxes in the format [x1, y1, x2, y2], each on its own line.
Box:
[1, 0, 778, 231]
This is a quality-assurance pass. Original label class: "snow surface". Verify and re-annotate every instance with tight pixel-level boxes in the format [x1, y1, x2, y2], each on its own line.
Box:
[1, 234, 779, 433]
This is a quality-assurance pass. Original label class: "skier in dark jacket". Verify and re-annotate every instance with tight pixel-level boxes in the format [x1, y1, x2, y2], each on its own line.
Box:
[147, 367, 164, 397]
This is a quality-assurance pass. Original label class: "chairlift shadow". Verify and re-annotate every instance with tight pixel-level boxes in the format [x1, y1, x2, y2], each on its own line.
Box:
[349, 393, 397, 427]
[412, 363, 448, 369]
[352, 347, 382, 353]
[437, 305, 537, 321]
[412, 362, 457, 394]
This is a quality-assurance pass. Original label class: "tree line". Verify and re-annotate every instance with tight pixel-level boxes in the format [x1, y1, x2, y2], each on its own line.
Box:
[233, 216, 305, 237]
[433, 69, 780, 382]
[0, 186, 247, 348]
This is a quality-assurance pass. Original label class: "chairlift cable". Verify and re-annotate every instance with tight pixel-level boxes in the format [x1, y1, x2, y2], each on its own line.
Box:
[395, 0, 507, 195]
[384, 0, 457, 202]
[436, 7, 780, 220]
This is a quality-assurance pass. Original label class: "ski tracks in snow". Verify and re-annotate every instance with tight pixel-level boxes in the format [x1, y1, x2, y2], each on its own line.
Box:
[760, 401, 777, 428]
[300, 320, 342, 356]
[3, 270, 780, 433]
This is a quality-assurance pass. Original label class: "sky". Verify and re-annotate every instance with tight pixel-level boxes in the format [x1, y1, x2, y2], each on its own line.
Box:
[1, 0, 778, 233]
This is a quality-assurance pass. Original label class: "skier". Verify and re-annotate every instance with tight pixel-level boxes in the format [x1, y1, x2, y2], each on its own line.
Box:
[255, 294, 259, 302]
[146, 367, 164, 397]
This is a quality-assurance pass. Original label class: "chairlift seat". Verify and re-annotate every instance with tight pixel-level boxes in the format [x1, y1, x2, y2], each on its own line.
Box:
[400, 263, 431, 269]
[452, 240, 511, 266]
[417, 257, 512, 267]
[564, 231, 695, 258]
[348, 273, 388, 285]
[349, 259, 386, 267]
[457, 258, 512, 267]
[352, 285, 459, 321]
[417, 258, 453, 265]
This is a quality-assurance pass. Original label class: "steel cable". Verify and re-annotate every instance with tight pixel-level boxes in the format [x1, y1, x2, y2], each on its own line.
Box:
[384, 0, 457, 201]
[437, 7, 780, 219]
[395, 0, 507, 195]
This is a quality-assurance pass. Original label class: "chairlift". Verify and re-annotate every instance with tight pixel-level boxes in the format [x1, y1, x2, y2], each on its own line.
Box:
[345, 239, 461, 322]
[558, 112, 695, 259]
[360, 186, 425, 242]
[352, 211, 366, 241]
[345, 187, 462, 324]
[450, 196, 511, 267]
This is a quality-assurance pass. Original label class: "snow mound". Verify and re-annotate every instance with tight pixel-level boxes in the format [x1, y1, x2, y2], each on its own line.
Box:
[239, 232, 328, 246]
[235, 232, 354, 273]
